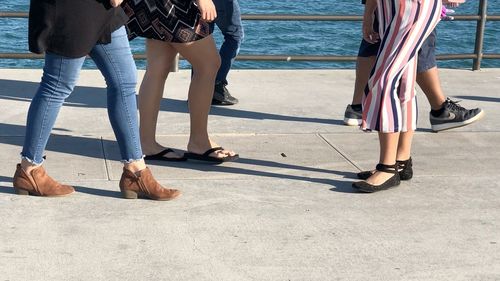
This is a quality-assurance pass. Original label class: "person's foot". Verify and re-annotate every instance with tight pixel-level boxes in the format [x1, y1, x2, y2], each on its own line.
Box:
[343, 104, 362, 126]
[357, 158, 413, 181]
[212, 81, 239, 106]
[13, 164, 75, 196]
[430, 98, 485, 132]
[142, 143, 186, 161]
[187, 139, 238, 161]
[352, 163, 401, 193]
[119, 167, 181, 200]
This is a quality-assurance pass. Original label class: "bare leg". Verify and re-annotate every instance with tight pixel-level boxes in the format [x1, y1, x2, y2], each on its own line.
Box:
[139, 39, 183, 158]
[396, 131, 414, 162]
[365, 132, 400, 185]
[416, 66, 446, 110]
[352, 56, 377, 105]
[172, 36, 236, 158]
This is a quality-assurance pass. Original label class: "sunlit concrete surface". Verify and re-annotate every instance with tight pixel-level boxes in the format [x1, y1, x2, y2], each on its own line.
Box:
[0, 69, 499, 281]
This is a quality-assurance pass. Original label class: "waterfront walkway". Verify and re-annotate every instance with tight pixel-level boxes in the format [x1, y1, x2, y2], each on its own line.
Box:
[0, 69, 499, 280]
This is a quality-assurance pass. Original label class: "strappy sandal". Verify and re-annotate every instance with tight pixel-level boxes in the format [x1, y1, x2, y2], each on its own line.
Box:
[357, 157, 413, 180]
[352, 163, 401, 193]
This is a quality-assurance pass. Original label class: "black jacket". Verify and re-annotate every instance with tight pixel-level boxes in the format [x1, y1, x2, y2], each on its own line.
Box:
[28, 0, 128, 58]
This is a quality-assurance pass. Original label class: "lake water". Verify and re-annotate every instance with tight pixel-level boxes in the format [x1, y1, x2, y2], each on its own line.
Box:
[1, 0, 499, 69]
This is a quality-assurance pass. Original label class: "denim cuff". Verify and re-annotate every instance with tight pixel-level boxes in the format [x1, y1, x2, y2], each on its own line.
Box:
[21, 155, 44, 166]
[121, 155, 145, 164]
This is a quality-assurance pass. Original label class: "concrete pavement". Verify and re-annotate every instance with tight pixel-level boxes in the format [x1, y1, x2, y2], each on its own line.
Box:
[0, 69, 499, 280]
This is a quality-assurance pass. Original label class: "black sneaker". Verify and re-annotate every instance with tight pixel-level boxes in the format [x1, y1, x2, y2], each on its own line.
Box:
[212, 82, 239, 106]
[343, 104, 362, 126]
[430, 98, 485, 132]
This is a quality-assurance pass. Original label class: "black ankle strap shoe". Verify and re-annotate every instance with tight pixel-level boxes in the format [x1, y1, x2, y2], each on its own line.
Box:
[352, 163, 401, 193]
[357, 157, 413, 181]
[397, 157, 413, 180]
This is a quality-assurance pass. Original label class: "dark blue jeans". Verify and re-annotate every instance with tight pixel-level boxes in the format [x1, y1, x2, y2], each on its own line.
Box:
[211, 0, 244, 85]
[21, 27, 143, 164]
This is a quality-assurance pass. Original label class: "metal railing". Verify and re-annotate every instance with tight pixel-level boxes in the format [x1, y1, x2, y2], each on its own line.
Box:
[1, 0, 499, 70]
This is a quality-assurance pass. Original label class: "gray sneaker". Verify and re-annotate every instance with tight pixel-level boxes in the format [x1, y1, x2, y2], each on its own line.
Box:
[430, 98, 485, 132]
[343, 104, 362, 126]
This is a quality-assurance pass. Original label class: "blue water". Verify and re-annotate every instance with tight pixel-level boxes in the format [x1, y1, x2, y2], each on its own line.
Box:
[1, 0, 499, 69]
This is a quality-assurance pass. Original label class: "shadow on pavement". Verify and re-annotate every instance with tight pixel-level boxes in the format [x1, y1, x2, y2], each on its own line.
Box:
[0, 79, 342, 125]
[0, 123, 107, 159]
[0, 175, 14, 194]
[74, 186, 122, 198]
[454, 95, 500, 103]
[0, 124, 356, 187]
[147, 157, 358, 191]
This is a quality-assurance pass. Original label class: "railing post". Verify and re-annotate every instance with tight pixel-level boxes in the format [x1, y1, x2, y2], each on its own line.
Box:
[170, 54, 179, 72]
[473, 0, 488, 71]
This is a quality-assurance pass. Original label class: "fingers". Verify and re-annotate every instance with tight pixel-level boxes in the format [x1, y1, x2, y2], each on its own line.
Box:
[201, 8, 217, 22]
[196, 0, 217, 22]
[363, 34, 375, 44]
[363, 29, 379, 44]
[110, 0, 123, 7]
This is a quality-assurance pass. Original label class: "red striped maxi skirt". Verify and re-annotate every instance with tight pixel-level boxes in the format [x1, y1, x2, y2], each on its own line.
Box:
[362, 0, 442, 133]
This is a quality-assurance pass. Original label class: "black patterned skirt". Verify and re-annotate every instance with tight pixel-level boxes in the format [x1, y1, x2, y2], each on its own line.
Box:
[122, 0, 211, 43]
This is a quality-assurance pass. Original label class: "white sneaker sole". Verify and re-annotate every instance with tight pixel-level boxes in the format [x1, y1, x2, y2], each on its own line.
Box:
[344, 118, 362, 126]
[431, 110, 485, 132]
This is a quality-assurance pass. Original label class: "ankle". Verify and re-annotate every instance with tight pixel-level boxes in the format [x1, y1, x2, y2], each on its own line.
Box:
[188, 136, 210, 149]
[430, 106, 445, 117]
[20, 160, 40, 175]
[141, 143, 164, 155]
[124, 160, 147, 174]
[350, 104, 362, 111]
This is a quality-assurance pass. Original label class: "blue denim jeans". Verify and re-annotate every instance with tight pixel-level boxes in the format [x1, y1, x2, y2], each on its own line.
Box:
[211, 0, 244, 85]
[21, 27, 143, 164]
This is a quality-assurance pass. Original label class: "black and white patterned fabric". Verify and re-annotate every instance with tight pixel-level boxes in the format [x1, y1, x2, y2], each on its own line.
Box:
[123, 0, 211, 42]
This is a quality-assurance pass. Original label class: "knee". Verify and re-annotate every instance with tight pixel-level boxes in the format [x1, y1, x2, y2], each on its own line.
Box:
[223, 26, 244, 44]
[107, 67, 137, 95]
[38, 72, 76, 101]
[193, 55, 221, 78]
[145, 59, 172, 80]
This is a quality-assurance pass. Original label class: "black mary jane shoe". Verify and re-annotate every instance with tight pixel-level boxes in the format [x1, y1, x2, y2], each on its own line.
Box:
[357, 157, 413, 181]
[352, 163, 401, 193]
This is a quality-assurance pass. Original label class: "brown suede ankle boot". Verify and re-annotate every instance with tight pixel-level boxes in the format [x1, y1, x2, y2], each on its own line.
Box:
[13, 164, 75, 196]
[119, 167, 181, 201]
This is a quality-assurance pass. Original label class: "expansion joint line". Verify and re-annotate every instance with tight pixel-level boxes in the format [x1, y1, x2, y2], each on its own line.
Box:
[100, 137, 111, 181]
[317, 133, 362, 171]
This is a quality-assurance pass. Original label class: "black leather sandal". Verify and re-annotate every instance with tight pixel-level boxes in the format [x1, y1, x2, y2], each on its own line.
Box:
[144, 148, 187, 162]
[352, 163, 401, 193]
[357, 157, 413, 181]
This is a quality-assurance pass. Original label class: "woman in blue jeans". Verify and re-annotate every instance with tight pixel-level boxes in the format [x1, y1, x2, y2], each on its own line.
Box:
[13, 0, 180, 200]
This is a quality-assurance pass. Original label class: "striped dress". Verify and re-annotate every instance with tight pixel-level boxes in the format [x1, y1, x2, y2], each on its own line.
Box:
[362, 0, 442, 132]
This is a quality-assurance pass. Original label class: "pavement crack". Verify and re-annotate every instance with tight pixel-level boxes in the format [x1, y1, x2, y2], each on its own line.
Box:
[100, 136, 111, 181]
[317, 133, 362, 171]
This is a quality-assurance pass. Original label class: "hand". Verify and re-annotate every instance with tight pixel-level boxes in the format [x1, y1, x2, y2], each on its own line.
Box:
[362, 11, 380, 44]
[196, 0, 217, 22]
[443, 0, 465, 8]
[110, 0, 123, 7]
